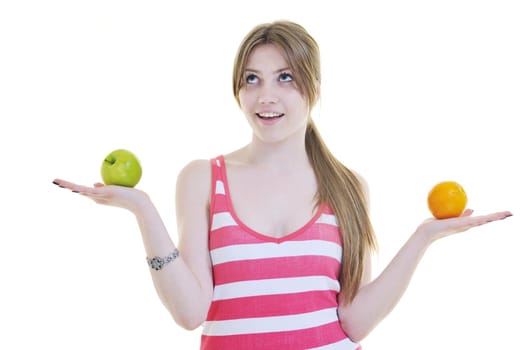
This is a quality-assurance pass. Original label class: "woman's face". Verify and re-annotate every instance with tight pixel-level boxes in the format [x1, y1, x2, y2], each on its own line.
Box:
[238, 44, 310, 145]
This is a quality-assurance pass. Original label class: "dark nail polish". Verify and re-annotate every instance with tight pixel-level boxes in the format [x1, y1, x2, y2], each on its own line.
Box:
[72, 190, 79, 193]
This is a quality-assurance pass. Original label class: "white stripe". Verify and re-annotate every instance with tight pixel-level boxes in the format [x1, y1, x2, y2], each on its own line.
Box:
[210, 240, 342, 265]
[308, 338, 360, 350]
[316, 213, 338, 226]
[202, 307, 338, 336]
[215, 159, 221, 167]
[211, 212, 237, 231]
[212, 275, 340, 301]
[215, 180, 225, 195]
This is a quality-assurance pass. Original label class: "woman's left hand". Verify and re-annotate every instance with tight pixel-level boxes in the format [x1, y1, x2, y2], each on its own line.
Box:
[416, 209, 513, 242]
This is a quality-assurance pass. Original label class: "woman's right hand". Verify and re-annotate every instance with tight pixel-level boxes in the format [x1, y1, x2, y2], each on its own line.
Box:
[52, 179, 150, 213]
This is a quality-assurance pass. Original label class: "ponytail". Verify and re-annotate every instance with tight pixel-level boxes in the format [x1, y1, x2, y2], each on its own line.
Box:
[305, 119, 377, 304]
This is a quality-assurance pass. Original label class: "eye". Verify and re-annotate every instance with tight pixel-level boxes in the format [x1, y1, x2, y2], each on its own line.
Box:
[279, 72, 293, 82]
[246, 74, 258, 84]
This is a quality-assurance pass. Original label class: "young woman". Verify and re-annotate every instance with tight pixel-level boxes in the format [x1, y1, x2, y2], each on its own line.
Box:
[53, 20, 512, 349]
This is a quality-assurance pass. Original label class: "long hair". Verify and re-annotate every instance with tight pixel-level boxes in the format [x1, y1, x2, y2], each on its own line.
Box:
[232, 20, 377, 304]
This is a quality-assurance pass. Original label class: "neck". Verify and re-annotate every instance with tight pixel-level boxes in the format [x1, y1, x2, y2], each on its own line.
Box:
[244, 131, 310, 170]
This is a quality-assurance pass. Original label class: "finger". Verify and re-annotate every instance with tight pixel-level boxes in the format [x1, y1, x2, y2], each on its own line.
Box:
[464, 211, 513, 228]
[52, 179, 74, 188]
[53, 179, 88, 192]
[53, 179, 105, 196]
[483, 211, 513, 222]
[460, 209, 474, 217]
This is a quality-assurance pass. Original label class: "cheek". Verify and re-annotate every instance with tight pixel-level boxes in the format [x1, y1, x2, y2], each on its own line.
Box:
[287, 92, 310, 113]
[238, 90, 253, 110]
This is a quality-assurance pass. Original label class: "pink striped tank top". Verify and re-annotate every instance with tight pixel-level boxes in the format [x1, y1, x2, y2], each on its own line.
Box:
[201, 156, 361, 349]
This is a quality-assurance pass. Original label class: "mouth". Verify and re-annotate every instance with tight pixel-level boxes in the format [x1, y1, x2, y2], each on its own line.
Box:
[256, 112, 284, 119]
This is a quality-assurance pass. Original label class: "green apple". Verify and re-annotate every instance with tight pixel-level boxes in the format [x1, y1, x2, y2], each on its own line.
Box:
[100, 149, 142, 187]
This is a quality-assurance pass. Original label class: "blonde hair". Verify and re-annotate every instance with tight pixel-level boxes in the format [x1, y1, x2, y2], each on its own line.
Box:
[232, 20, 377, 304]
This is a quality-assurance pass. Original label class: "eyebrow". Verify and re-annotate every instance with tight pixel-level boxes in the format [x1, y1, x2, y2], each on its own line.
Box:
[244, 67, 291, 74]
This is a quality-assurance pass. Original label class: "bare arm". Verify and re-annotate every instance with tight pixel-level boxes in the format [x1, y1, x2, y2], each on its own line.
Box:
[337, 179, 512, 342]
[338, 226, 431, 341]
[53, 159, 213, 330]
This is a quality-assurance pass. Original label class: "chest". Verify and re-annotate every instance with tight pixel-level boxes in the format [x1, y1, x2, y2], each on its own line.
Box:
[226, 166, 318, 238]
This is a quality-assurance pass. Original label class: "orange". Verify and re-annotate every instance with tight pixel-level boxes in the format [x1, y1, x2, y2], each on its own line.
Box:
[427, 181, 468, 219]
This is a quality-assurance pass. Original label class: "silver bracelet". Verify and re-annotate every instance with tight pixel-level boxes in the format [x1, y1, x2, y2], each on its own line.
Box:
[147, 248, 180, 271]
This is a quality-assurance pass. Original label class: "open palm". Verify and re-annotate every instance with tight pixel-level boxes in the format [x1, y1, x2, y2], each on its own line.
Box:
[53, 179, 150, 213]
[417, 209, 512, 242]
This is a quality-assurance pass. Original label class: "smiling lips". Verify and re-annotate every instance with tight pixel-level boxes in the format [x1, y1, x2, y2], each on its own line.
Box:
[256, 112, 284, 119]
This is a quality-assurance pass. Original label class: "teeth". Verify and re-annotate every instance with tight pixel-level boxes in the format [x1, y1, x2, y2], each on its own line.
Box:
[257, 112, 283, 118]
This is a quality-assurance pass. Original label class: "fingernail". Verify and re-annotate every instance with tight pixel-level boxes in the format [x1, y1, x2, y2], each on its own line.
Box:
[52, 181, 65, 188]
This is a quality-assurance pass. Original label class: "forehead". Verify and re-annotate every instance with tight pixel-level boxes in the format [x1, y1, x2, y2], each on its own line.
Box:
[245, 44, 289, 70]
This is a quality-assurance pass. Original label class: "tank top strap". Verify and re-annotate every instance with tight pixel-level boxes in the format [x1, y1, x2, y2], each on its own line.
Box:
[209, 155, 229, 217]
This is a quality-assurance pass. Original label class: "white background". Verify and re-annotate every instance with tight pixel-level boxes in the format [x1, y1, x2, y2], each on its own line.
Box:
[1, 0, 523, 349]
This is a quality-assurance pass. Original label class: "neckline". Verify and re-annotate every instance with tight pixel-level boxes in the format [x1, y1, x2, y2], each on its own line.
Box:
[217, 155, 325, 243]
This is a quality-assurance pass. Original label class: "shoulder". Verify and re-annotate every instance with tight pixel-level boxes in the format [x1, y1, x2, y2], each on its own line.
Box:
[345, 165, 370, 204]
[178, 158, 212, 178]
[353, 170, 369, 193]
[176, 159, 213, 198]
[355, 171, 370, 207]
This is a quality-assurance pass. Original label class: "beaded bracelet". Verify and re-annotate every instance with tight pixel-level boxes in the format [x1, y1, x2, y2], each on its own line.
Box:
[146, 248, 180, 271]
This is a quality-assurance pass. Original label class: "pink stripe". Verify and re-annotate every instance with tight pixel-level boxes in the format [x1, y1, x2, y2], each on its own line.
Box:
[211, 196, 228, 212]
[200, 321, 348, 349]
[210, 222, 341, 250]
[213, 256, 340, 285]
[209, 225, 264, 248]
[292, 223, 340, 242]
[207, 290, 338, 320]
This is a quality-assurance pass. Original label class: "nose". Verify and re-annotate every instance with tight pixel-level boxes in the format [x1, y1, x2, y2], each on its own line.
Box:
[258, 83, 279, 104]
